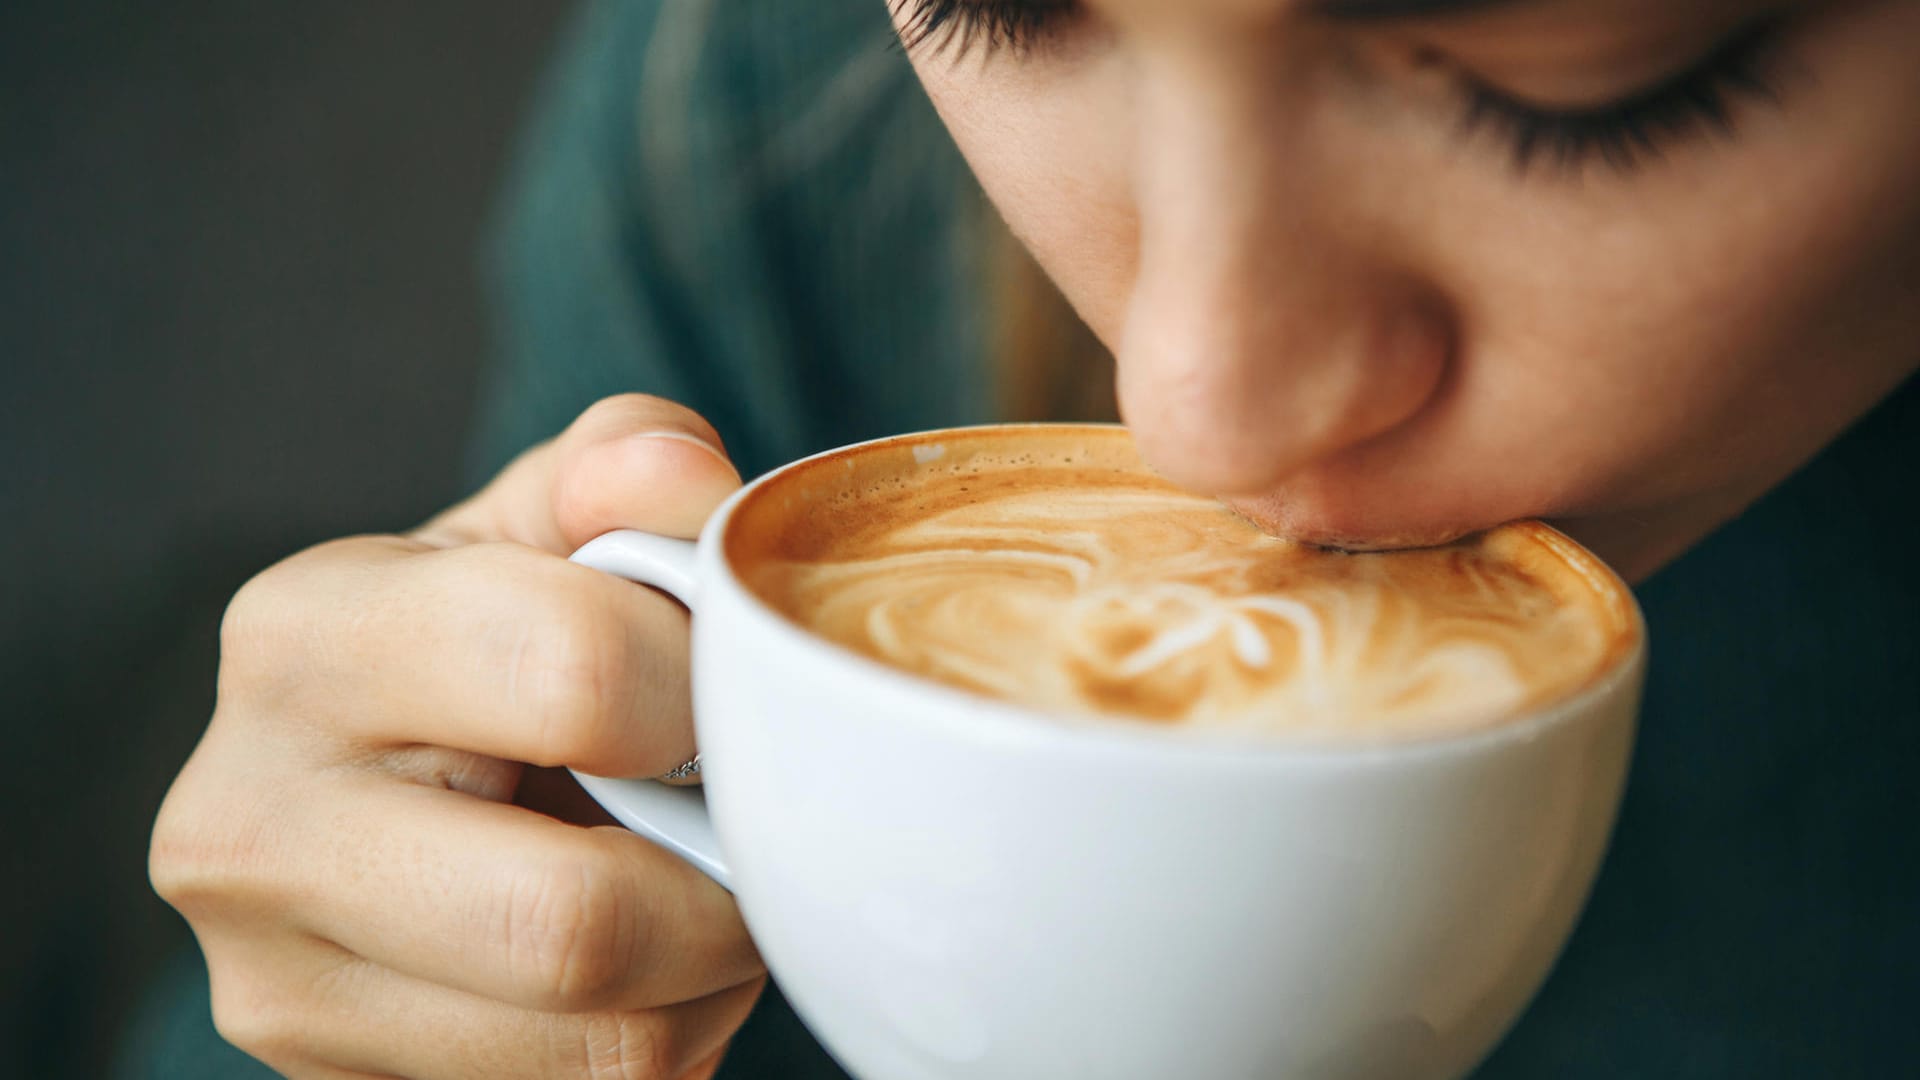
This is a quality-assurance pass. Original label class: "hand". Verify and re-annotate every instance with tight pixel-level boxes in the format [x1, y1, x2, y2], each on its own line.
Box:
[150, 395, 765, 1079]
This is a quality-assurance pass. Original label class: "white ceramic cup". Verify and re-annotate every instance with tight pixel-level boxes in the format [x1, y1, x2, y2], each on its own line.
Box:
[567, 423, 1645, 1080]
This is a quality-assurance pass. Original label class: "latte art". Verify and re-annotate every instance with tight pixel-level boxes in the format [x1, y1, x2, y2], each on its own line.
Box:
[731, 428, 1631, 738]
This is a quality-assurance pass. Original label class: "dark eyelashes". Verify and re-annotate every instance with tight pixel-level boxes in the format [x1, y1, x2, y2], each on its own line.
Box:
[892, 0, 1789, 176]
[1458, 20, 1785, 174]
[890, 0, 1077, 57]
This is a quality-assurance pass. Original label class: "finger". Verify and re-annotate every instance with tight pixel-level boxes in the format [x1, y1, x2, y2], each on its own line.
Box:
[336, 971, 765, 1080]
[418, 393, 742, 553]
[197, 931, 406, 1080]
[679, 1042, 734, 1080]
[252, 535, 694, 778]
[291, 775, 764, 1013]
[205, 932, 763, 1080]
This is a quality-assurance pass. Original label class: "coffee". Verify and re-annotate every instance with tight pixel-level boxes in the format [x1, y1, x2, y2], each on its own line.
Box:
[729, 426, 1635, 740]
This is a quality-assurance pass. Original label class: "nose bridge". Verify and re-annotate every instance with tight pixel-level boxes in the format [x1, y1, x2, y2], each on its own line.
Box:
[1131, 33, 1304, 263]
[1117, 43, 1448, 497]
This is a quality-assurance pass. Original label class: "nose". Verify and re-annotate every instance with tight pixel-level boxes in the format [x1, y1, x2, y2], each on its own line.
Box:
[1114, 41, 1452, 498]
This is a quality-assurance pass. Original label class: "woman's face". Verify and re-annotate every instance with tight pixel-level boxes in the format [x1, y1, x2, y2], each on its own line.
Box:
[890, 0, 1920, 581]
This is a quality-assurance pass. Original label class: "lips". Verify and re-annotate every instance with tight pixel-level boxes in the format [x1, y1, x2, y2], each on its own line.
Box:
[1221, 494, 1485, 553]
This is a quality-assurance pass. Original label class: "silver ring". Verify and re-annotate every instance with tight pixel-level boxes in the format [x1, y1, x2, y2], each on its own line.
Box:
[657, 753, 701, 781]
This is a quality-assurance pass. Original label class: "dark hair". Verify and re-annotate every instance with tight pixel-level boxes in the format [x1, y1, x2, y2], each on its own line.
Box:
[985, 218, 1118, 422]
[640, 0, 1114, 424]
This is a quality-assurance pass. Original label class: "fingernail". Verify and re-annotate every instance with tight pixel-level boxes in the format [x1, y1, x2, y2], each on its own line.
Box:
[631, 429, 730, 466]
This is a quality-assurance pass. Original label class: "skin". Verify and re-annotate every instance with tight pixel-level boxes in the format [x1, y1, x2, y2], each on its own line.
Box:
[151, 397, 765, 1079]
[896, 0, 1920, 581]
[150, 2, 1919, 1076]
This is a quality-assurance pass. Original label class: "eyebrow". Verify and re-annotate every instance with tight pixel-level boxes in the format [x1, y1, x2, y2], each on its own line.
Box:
[1305, 0, 1530, 20]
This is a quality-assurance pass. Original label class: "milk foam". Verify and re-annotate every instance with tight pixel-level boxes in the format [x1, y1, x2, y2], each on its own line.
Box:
[736, 430, 1629, 739]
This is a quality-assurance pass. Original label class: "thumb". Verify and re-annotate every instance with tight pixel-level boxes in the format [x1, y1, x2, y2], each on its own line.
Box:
[415, 394, 743, 554]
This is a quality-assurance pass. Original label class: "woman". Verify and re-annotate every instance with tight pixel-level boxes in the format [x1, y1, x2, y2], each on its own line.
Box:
[136, 0, 1919, 1076]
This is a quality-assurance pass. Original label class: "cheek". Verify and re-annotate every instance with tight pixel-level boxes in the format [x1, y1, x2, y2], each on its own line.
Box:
[912, 55, 1141, 335]
[1271, 4, 1920, 541]
[1434, 1, 1920, 510]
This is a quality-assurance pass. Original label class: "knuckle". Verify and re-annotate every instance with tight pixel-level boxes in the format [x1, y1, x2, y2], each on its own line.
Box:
[217, 562, 298, 692]
[506, 850, 649, 1012]
[207, 962, 304, 1069]
[515, 583, 636, 767]
[216, 537, 374, 702]
[147, 790, 206, 911]
[148, 760, 274, 921]
[575, 1011, 677, 1080]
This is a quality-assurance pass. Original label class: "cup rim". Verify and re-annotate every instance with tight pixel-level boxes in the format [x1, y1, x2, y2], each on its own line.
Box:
[699, 422, 1648, 766]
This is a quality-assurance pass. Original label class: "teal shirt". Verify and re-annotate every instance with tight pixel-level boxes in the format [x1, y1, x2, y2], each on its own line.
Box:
[124, 1, 1918, 1076]
[470, 0, 998, 486]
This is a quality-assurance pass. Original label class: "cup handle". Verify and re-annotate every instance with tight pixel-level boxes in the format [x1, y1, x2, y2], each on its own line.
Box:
[566, 530, 731, 891]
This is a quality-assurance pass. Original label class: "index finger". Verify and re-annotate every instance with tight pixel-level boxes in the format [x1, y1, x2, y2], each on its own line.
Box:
[297, 773, 765, 1013]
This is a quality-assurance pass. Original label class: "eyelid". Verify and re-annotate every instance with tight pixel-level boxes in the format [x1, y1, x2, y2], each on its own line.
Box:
[1422, 8, 1786, 107]
[1447, 17, 1787, 173]
[893, 0, 1081, 57]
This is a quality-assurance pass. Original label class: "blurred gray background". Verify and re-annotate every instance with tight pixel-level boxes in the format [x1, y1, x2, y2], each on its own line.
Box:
[1, 2, 568, 1075]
